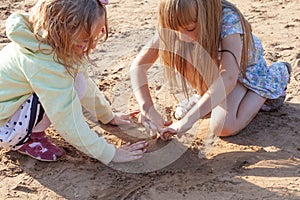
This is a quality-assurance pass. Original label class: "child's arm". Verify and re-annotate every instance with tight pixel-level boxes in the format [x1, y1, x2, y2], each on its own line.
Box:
[130, 36, 165, 135]
[81, 75, 114, 124]
[30, 68, 147, 163]
[81, 72, 140, 126]
[28, 69, 116, 163]
[161, 34, 242, 137]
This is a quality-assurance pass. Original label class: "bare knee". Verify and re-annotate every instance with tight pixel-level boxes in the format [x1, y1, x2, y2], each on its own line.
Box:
[218, 128, 239, 137]
[211, 123, 239, 137]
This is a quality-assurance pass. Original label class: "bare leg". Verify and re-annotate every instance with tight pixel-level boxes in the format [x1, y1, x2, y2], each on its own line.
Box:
[210, 82, 266, 137]
[32, 113, 51, 133]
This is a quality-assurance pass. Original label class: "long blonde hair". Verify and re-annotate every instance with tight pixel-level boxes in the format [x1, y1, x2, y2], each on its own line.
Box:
[158, 0, 254, 96]
[29, 0, 108, 75]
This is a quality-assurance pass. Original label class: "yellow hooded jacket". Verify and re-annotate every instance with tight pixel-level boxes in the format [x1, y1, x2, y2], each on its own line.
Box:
[0, 13, 115, 164]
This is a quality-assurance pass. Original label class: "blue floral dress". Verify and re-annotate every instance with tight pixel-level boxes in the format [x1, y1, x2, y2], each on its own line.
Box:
[221, 7, 289, 99]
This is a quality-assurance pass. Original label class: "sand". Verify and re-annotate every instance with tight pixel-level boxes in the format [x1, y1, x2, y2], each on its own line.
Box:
[0, 0, 300, 199]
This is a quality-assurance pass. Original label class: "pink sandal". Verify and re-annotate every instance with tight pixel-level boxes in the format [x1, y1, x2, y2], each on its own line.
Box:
[18, 131, 64, 162]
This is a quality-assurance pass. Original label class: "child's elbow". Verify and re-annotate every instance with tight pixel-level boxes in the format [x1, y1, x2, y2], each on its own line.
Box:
[225, 75, 238, 92]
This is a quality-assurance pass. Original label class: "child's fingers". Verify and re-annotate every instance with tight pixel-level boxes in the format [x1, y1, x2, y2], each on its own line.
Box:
[129, 140, 147, 146]
[149, 122, 159, 135]
[128, 141, 148, 151]
[120, 110, 140, 119]
[152, 135, 157, 139]
[160, 121, 173, 139]
[121, 141, 147, 151]
[130, 149, 144, 155]
[141, 120, 151, 135]
[121, 142, 131, 150]
[161, 127, 177, 135]
[164, 121, 173, 127]
[161, 131, 175, 140]
[160, 127, 177, 140]
[128, 155, 143, 161]
[121, 119, 132, 124]
[129, 110, 140, 117]
[125, 148, 147, 161]
[116, 118, 138, 127]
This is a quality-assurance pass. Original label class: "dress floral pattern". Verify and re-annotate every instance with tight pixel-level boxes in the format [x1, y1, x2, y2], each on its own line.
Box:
[221, 7, 289, 99]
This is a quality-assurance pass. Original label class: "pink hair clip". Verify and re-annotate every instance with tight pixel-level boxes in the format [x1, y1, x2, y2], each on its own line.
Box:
[99, 0, 109, 6]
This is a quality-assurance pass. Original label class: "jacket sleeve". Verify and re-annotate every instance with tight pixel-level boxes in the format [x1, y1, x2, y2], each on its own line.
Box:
[28, 66, 115, 164]
[5, 12, 116, 164]
[80, 71, 114, 124]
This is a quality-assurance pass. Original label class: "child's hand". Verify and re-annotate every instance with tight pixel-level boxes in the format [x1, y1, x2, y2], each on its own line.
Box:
[160, 120, 192, 140]
[109, 110, 140, 126]
[140, 109, 171, 138]
[111, 141, 148, 163]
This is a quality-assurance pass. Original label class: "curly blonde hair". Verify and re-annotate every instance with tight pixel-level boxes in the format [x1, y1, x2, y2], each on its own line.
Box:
[158, 0, 254, 96]
[29, 0, 108, 75]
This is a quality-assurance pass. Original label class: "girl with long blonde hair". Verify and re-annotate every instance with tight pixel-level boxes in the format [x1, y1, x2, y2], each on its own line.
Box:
[0, 0, 147, 162]
[131, 0, 290, 139]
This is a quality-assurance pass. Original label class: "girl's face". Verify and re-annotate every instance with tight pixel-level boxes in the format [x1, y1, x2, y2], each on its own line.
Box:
[177, 23, 197, 43]
[74, 15, 106, 56]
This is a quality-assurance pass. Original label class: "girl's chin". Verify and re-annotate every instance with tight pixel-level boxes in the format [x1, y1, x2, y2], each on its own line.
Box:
[179, 37, 195, 43]
[75, 51, 85, 58]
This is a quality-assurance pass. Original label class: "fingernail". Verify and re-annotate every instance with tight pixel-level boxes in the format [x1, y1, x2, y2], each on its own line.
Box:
[164, 121, 172, 126]
[152, 135, 157, 139]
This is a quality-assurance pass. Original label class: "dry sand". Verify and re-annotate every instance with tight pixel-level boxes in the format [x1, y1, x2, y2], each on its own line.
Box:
[0, 0, 300, 199]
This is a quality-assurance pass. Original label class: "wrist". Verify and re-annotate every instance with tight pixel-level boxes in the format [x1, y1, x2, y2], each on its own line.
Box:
[182, 115, 197, 129]
[140, 102, 154, 114]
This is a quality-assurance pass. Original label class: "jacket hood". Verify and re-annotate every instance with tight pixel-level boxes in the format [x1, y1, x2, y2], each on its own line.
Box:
[6, 13, 52, 53]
